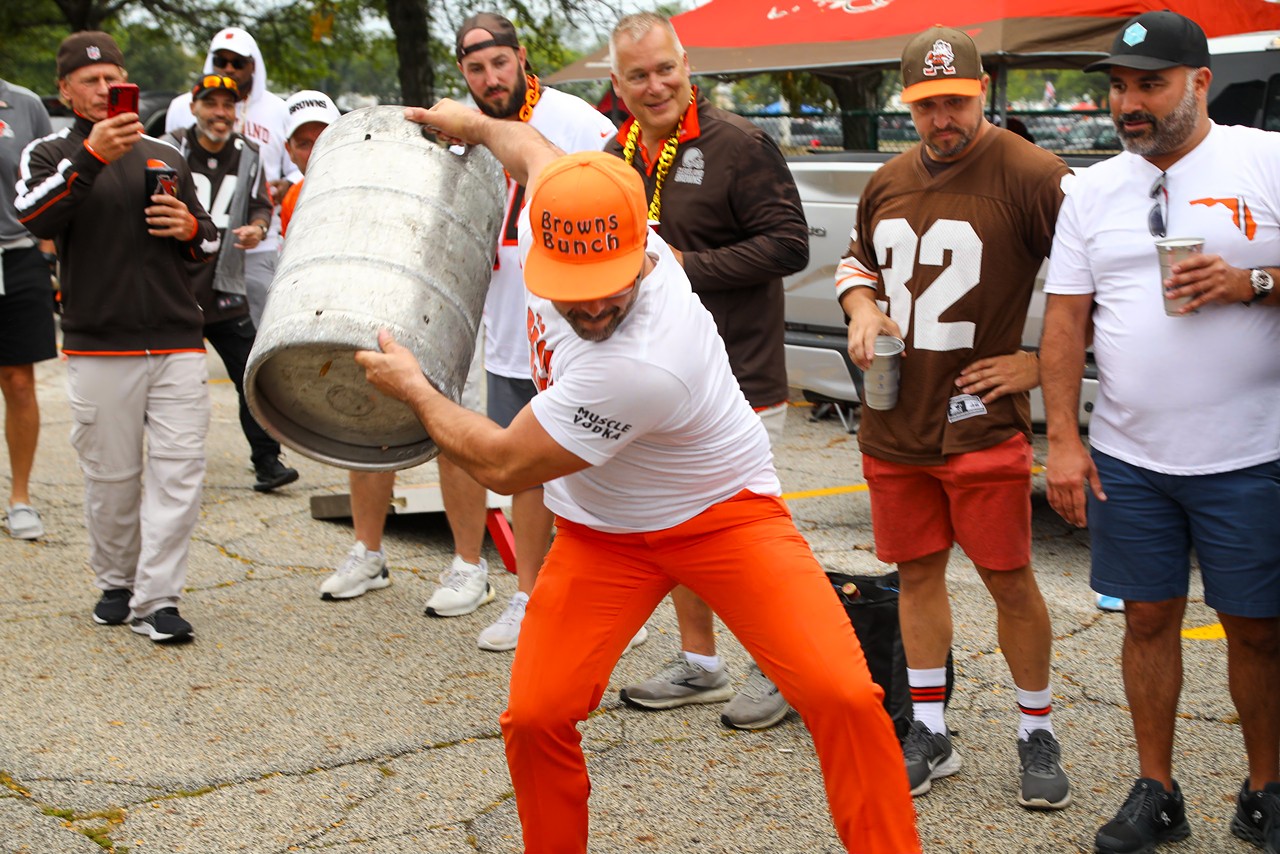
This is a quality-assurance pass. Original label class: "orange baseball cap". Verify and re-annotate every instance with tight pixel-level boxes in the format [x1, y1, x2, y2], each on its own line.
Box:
[523, 151, 648, 302]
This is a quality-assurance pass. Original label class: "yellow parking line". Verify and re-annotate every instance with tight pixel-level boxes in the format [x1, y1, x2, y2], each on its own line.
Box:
[1182, 624, 1226, 640]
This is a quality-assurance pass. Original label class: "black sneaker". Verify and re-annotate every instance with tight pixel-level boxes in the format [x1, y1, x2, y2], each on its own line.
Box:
[1017, 729, 1072, 810]
[92, 588, 132, 625]
[253, 457, 299, 493]
[1095, 778, 1191, 854]
[1232, 779, 1280, 853]
[130, 607, 194, 643]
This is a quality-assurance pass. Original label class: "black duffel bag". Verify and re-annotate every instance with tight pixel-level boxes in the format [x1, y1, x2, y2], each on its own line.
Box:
[827, 570, 954, 742]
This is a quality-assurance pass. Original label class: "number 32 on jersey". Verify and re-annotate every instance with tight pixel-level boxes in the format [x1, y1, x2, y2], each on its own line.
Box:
[875, 217, 982, 351]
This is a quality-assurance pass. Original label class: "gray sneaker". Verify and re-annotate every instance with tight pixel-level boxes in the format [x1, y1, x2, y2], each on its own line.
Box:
[721, 663, 790, 730]
[902, 720, 961, 796]
[1017, 729, 1072, 810]
[619, 657, 734, 710]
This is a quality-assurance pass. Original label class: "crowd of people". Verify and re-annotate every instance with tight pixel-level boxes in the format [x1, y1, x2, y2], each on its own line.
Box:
[2, 9, 1278, 854]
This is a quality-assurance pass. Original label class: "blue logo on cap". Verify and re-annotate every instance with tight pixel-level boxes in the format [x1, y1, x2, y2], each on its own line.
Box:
[1123, 23, 1147, 46]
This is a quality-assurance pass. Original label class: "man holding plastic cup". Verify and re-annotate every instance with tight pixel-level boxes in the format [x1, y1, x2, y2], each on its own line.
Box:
[836, 25, 1073, 809]
[1040, 11, 1280, 853]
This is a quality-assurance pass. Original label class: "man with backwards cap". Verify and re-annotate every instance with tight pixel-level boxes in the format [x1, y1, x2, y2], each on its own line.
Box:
[163, 74, 297, 494]
[1041, 11, 1280, 853]
[354, 99, 921, 854]
[15, 31, 218, 644]
[165, 27, 303, 331]
[837, 25, 1072, 808]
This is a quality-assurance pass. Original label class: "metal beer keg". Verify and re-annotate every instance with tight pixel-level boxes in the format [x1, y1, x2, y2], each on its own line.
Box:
[245, 106, 505, 471]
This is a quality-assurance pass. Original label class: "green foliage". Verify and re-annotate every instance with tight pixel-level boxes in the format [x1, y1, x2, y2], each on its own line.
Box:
[1006, 69, 1109, 108]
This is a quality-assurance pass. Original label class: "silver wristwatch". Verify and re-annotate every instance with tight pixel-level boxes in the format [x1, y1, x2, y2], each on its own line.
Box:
[1248, 268, 1274, 305]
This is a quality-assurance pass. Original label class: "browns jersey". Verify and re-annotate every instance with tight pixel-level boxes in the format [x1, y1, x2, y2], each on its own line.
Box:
[839, 127, 1069, 465]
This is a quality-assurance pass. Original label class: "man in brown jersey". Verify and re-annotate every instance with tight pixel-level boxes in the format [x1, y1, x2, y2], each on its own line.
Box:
[836, 25, 1073, 810]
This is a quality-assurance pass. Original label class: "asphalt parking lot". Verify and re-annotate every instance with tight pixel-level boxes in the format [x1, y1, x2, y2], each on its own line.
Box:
[0, 352, 1252, 853]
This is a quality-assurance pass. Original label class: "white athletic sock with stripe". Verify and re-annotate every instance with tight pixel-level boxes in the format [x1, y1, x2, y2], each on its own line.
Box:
[1017, 685, 1054, 739]
[908, 666, 949, 734]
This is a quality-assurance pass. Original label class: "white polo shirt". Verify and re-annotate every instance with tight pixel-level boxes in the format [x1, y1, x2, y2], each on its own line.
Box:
[1045, 123, 1280, 475]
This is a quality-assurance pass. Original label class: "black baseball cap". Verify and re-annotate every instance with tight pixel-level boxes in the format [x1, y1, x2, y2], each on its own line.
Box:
[456, 12, 521, 62]
[1085, 11, 1210, 73]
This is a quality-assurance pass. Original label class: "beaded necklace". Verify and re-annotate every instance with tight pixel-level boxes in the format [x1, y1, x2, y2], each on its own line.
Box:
[517, 74, 541, 122]
[621, 90, 695, 223]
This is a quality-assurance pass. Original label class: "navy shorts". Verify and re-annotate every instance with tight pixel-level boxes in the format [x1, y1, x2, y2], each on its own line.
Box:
[0, 247, 57, 366]
[1088, 449, 1280, 618]
[486, 371, 536, 428]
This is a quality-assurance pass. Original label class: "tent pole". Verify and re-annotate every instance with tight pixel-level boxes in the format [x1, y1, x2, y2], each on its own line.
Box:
[993, 64, 1009, 126]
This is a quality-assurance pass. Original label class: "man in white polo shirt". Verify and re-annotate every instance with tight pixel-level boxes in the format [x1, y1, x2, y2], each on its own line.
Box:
[1041, 11, 1280, 854]
[354, 99, 921, 854]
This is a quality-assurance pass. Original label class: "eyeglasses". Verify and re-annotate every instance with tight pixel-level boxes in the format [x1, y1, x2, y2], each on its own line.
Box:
[1148, 171, 1168, 238]
[212, 55, 250, 70]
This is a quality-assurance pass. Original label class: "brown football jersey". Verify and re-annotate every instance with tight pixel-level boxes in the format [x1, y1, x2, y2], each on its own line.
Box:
[843, 126, 1069, 465]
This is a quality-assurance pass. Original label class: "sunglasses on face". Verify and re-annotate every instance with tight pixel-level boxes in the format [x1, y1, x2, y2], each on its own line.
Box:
[212, 55, 250, 71]
[1148, 171, 1168, 238]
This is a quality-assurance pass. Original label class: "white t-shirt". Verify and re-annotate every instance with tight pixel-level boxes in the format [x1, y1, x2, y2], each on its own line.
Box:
[521, 225, 779, 533]
[1045, 123, 1280, 475]
[484, 88, 615, 380]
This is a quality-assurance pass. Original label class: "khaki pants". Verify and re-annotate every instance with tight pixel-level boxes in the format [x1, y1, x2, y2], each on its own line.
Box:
[66, 353, 209, 618]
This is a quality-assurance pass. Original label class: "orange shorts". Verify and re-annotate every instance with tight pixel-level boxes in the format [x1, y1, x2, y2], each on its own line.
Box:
[863, 433, 1032, 570]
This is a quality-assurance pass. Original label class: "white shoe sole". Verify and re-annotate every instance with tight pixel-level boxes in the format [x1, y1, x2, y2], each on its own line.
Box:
[477, 632, 518, 652]
[320, 572, 391, 601]
[1018, 789, 1073, 810]
[130, 621, 193, 643]
[910, 750, 962, 796]
[722, 699, 791, 731]
[425, 582, 495, 618]
[619, 683, 736, 710]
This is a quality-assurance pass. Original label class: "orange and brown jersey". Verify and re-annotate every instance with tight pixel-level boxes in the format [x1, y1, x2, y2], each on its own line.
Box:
[840, 127, 1069, 465]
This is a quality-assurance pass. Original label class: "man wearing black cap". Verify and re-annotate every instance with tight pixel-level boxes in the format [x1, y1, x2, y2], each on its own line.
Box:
[14, 31, 218, 644]
[163, 74, 298, 493]
[1041, 10, 1280, 854]
[838, 24, 1073, 810]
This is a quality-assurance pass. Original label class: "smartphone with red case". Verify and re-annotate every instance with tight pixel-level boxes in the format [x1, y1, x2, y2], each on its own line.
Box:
[106, 82, 140, 118]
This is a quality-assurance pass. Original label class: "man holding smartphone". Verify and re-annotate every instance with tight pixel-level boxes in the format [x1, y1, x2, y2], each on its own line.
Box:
[14, 31, 219, 644]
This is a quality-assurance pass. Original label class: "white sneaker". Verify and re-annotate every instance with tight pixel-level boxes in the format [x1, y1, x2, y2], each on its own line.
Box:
[623, 625, 648, 656]
[478, 592, 529, 651]
[424, 556, 494, 617]
[320, 541, 391, 600]
[6, 504, 44, 540]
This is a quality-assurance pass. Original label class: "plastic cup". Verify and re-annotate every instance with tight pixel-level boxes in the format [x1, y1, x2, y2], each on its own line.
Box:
[1155, 237, 1204, 316]
[862, 335, 905, 411]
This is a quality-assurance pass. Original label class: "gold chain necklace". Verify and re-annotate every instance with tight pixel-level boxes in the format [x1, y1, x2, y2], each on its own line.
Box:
[621, 91, 694, 223]
[517, 74, 541, 123]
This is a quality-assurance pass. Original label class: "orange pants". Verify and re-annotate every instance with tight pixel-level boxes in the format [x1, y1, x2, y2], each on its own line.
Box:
[499, 491, 920, 854]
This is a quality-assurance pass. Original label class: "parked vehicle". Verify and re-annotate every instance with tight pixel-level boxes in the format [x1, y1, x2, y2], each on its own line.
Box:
[782, 31, 1280, 429]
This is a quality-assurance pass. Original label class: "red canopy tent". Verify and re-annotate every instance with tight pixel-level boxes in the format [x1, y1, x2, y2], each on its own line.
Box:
[548, 0, 1280, 82]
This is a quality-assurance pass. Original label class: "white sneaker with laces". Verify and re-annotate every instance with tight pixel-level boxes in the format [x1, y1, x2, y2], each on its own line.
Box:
[320, 541, 390, 600]
[424, 556, 494, 617]
[478, 592, 529, 651]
